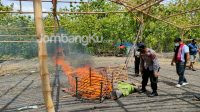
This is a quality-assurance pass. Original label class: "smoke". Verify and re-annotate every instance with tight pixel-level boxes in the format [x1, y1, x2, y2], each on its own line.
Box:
[47, 29, 94, 69]
[61, 42, 93, 68]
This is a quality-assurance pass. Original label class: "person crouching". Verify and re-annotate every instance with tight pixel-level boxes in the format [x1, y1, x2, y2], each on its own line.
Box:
[137, 43, 160, 97]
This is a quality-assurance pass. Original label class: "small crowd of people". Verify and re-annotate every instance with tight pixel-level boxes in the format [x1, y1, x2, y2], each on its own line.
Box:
[134, 37, 199, 97]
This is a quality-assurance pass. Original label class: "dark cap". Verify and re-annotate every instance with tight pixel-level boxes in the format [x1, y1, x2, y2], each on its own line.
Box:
[174, 37, 182, 42]
[192, 39, 196, 42]
[137, 43, 146, 51]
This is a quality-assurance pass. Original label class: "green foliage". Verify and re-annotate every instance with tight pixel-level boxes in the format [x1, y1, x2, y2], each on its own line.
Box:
[0, 3, 36, 59]
[51, 1, 137, 55]
[0, 0, 200, 59]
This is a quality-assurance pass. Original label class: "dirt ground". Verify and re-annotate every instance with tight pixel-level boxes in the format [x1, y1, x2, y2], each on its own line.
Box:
[0, 56, 200, 112]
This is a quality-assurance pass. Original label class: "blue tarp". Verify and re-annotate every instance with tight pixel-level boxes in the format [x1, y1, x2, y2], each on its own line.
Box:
[114, 42, 133, 47]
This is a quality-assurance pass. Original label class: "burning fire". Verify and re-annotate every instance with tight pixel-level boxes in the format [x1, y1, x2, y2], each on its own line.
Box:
[54, 50, 112, 100]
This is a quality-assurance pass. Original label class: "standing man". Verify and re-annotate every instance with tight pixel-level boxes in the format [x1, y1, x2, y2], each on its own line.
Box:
[134, 42, 141, 76]
[138, 43, 160, 97]
[188, 39, 199, 71]
[171, 37, 190, 87]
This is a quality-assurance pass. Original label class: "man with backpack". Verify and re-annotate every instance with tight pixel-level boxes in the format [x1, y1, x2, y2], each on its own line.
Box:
[171, 37, 190, 87]
[188, 39, 199, 71]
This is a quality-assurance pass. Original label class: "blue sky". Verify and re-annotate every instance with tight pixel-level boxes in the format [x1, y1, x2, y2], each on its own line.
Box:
[1, 0, 74, 12]
[1, 0, 171, 12]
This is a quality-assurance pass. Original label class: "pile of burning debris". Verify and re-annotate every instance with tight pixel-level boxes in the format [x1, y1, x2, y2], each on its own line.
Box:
[56, 56, 112, 101]
[54, 49, 138, 102]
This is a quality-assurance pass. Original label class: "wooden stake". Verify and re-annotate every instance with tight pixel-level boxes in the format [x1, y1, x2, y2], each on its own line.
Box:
[89, 67, 92, 86]
[33, 0, 55, 112]
[75, 77, 78, 97]
[100, 82, 103, 102]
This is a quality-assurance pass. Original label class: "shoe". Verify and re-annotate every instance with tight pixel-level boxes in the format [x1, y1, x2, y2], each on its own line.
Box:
[149, 92, 158, 97]
[176, 84, 182, 88]
[138, 89, 146, 93]
[182, 82, 189, 86]
[192, 69, 196, 71]
[135, 73, 139, 77]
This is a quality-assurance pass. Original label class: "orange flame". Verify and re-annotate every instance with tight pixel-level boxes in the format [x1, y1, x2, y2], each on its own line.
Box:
[54, 52, 112, 100]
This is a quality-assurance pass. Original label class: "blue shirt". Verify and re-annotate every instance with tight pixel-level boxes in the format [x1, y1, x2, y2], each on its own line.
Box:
[188, 43, 198, 55]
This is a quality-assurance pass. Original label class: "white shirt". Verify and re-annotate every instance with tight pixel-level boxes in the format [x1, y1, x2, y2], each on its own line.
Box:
[180, 45, 189, 62]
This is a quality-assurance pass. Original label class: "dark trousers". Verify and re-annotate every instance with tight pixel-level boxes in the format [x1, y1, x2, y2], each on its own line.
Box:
[135, 56, 140, 74]
[176, 62, 187, 84]
[142, 69, 158, 92]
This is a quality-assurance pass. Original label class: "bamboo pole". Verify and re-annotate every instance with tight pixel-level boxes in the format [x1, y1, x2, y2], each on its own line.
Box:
[0, 35, 36, 37]
[109, 0, 182, 29]
[42, 1, 89, 4]
[0, 26, 55, 30]
[128, 0, 152, 12]
[12, 0, 90, 4]
[0, 11, 127, 14]
[0, 40, 36, 43]
[33, 0, 55, 112]
[125, 18, 143, 67]
[162, 7, 200, 20]
[140, 0, 164, 11]
[183, 24, 200, 29]
[184, 38, 200, 41]
[1, 23, 198, 31]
